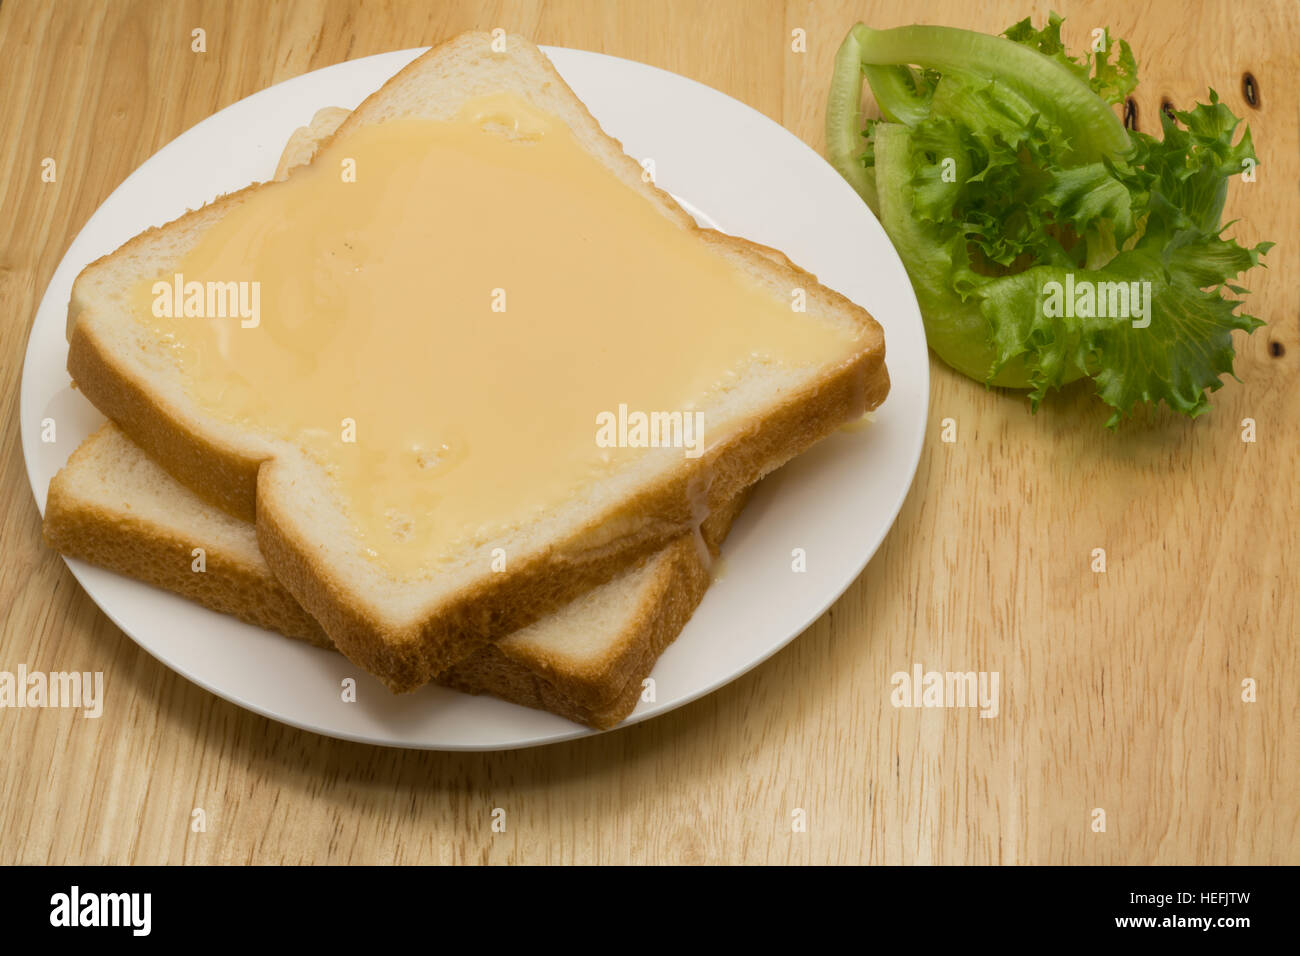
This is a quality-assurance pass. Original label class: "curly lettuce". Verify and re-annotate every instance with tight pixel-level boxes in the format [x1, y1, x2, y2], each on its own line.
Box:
[826, 15, 1270, 426]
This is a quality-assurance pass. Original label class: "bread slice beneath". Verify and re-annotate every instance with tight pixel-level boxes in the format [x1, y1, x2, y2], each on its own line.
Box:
[64, 31, 889, 692]
[44, 423, 748, 728]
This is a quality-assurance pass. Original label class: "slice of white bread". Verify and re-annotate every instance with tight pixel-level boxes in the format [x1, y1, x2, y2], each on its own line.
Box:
[43, 423, 750, 729]
[64, 32, 889, 692]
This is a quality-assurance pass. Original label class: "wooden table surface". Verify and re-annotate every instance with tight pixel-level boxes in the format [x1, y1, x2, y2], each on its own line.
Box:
[2, 0, 1296, 865]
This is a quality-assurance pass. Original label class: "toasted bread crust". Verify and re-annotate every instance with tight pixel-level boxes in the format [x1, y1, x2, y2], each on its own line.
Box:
[43, 424, 750, 728]
[441, 487, 750, 719]
[63, 32, 889, 693]
[42, 437, 330, 649]
[67, 319, 265, 522]
[440, 538, 709, 728]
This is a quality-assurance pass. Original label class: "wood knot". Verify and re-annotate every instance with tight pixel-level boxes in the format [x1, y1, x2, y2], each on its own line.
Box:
[1242, 72, 1260, 109]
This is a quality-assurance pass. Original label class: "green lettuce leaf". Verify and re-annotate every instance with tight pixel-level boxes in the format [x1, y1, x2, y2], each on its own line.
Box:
[826, 14, 1269, 426]
[1003, 12, 1136, 106]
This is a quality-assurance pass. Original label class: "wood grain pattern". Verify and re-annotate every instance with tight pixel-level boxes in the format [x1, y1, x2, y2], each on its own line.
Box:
[1, 0, 1296, 865]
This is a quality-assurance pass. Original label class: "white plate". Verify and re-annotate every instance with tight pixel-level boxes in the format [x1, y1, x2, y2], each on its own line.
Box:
[21, 46, 927, 750]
